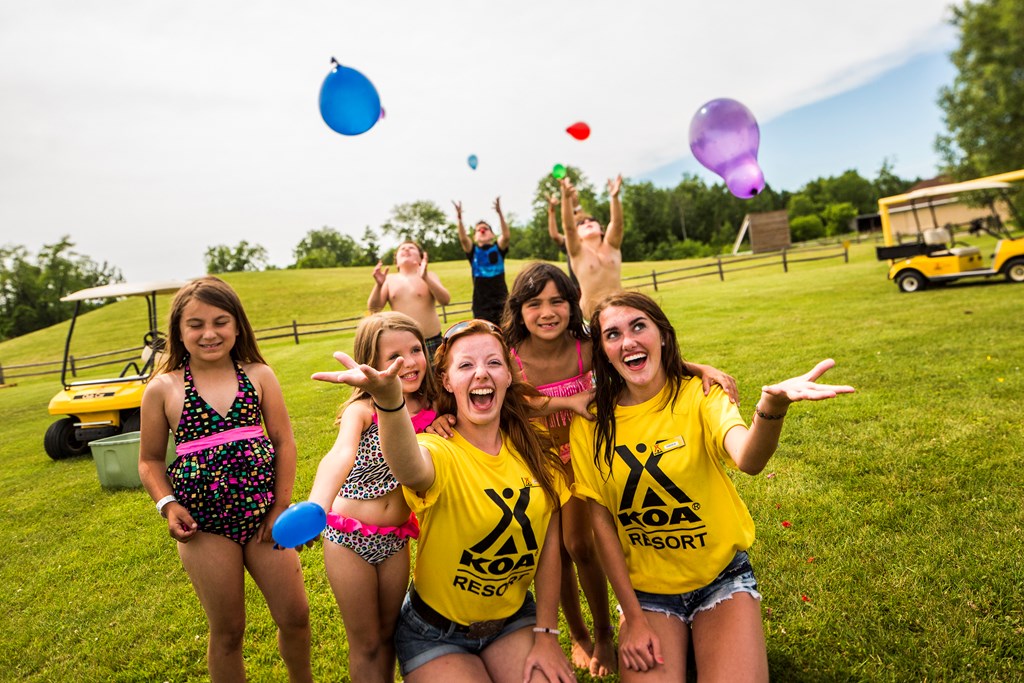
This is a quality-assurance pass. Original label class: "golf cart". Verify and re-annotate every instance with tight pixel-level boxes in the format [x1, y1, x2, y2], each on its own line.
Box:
[876, 169, 1024, 292]
[44, 280, 188, 460]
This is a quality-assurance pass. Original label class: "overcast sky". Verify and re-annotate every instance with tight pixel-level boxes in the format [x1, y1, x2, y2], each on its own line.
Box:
[0, 1, 958, 282]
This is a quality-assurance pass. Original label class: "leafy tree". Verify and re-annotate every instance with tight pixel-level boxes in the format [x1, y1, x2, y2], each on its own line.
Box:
[801, 170, 878, 215]
[937, 0, 1024, 179]
[821, 202, 859, 236]
[0, 237, 123, 340]
[790, 214, 826, 242]
[380, 200, 463, 261]
[787, 193, 818, 218]
[204, 241, 268, 273]
[621, 180, 678, 261]
[511, 166, 597, 261]
[873, 158, 918, 199]
[291, 227, 361, 269]
[358, 226, 380, 265]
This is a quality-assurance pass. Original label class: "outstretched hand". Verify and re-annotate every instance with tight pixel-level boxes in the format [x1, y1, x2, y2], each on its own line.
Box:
[372, 260, 388, 286]
[452, 200, 463, 221]
[547, 193, 560, 209]
[560, 177, 579, 205]
[312, 351, 404, 409]
[759, 359, 855, 412]
[493, 196, 503, 215]
[418, 251, 429, 278]
[608, 174, 623, 198]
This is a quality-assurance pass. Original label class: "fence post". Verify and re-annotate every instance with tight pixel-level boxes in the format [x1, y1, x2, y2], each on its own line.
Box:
[70, 355, 76, 378]
[292, 321, 300, 345]
[651, 270, 658, 291]
[441, 305, 449, 324]
[0, 363, 4, 384]
[843, 240, 850, 263]
[717, 257, 725, 281]
[782, 249, 789, 273]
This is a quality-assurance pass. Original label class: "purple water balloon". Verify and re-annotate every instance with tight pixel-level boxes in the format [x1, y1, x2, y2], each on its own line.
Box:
[689, 98, 765, 199]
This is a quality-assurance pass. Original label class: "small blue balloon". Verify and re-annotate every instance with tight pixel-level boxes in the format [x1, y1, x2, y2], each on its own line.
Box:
[272, 501, 327, 548]
[319, 59, 381, 136]
[468, 154, 478, 170]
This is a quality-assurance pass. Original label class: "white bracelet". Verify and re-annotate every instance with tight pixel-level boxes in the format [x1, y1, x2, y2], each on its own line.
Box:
[532, 627, 560, 635]
[156, 494, 177, 516]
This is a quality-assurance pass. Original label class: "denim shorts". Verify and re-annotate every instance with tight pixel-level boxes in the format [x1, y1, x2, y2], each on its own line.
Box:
[395, 590, 537, 676]
[630, 550, 762, 625]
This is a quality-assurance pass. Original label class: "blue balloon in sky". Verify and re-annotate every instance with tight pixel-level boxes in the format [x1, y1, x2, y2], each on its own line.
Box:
[468, 154, 478, 170]
[272, 501, 327, 548]
[319, 58, 381, 136]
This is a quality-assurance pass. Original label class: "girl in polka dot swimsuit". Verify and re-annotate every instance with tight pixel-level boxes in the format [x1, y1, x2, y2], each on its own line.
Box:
[139, 276, 312, 683]
[307, 312, 439, 683]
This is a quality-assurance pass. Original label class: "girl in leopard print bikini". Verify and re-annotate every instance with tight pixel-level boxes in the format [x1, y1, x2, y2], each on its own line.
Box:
[307, 312, 439, 682]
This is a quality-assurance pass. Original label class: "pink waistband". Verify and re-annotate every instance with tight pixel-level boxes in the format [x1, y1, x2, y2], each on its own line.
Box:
[176, 425, 266, 456]
[326, 511, 420, 540]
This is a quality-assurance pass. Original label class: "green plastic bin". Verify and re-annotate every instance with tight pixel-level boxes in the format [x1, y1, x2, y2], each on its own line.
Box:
[90, 431, 176, 489]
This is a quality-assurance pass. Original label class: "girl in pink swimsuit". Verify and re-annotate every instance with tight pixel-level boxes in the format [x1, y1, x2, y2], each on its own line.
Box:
[139, 276, 312, 683]
[502, 263, 741, 677]
[307, 312, 439, 683]
[503, 263, 616, 676]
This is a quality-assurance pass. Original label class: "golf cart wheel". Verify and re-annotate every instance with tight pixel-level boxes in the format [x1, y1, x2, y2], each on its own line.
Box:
[121, 410, 141, 434]
[897, 271, 926, 293]
[44, 417, 88, 460]
[1005, 258, 1024, 283]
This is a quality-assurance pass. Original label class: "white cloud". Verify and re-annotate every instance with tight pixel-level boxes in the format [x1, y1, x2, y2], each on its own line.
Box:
[0, 0, 956, 280]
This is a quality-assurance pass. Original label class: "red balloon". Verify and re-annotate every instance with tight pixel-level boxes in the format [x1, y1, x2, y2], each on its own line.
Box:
[566, 122, 590, 140]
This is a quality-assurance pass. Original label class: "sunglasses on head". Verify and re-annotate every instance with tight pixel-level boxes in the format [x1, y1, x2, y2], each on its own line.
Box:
[442, 319, 501, 343]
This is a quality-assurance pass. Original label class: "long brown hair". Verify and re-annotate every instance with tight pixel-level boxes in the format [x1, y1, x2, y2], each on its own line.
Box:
[590, 291, 690, 471]
[339, 312, 439, 421]
[433, 320, 562, 507]
[159, 276, 264, 372]
[502, 262, 586, 349]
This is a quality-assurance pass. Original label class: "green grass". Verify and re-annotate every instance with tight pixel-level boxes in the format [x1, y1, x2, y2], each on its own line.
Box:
[1, 243, 1022, 681]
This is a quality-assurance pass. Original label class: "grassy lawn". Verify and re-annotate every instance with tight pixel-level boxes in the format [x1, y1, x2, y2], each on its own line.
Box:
[1, 241, 1022, 681]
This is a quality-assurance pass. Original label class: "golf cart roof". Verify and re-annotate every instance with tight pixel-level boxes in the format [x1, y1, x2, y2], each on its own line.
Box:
[61, 280, 191, 302]
[901, 179, 1012, 203]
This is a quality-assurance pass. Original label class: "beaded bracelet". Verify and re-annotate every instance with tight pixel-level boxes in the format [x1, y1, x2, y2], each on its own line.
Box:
[754, 405, 787, 420]
[532, 627, 561, 635]
[373, 398, 406, 413]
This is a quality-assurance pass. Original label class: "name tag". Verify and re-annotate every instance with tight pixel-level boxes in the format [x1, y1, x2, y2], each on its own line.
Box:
[653, 436, 685, 455]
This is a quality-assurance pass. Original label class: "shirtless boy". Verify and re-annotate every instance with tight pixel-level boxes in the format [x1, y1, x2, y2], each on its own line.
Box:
[560, 174, 624, 318]
[367, 240, 451, 360]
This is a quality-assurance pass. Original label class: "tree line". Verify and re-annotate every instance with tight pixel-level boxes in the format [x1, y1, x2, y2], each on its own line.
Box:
[205, 161, 918, 274]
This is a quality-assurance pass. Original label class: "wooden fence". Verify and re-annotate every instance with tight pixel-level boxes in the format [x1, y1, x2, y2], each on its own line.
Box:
[0, 243, 847, 382]
[0, 345, 144, 384]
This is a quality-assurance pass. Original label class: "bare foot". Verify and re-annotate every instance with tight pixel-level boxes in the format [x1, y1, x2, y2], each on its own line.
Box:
[570, 637, 594, 670]
[589, 631, 618, 677]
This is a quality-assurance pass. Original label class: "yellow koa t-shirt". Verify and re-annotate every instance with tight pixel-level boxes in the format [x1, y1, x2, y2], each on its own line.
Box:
[570, 378, 752, 594]
[407, 430, 569, 625]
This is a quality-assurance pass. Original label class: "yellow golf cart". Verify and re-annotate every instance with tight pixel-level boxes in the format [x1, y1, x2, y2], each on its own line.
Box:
[876, 169, 1024, 292]
[45, 280, 188, 460]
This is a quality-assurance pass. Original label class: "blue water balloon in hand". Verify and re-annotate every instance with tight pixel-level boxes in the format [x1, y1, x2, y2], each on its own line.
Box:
[319, 58, 381, 136]
[272, 501, 327, 548]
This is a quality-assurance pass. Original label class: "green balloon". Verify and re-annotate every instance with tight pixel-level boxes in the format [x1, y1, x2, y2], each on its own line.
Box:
[552, 164, 567, 179]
